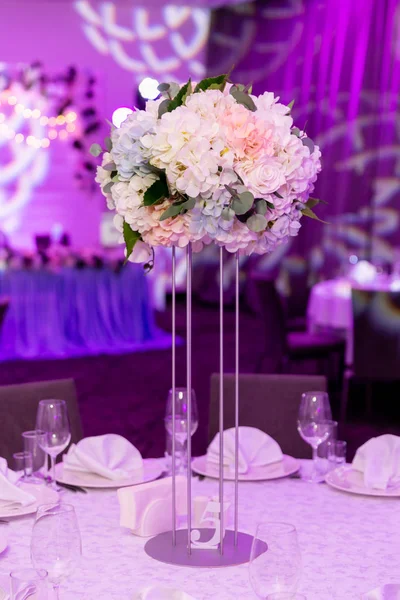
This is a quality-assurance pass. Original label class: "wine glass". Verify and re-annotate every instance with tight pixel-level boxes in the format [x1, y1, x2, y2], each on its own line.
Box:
[297, 391, 333, 483]
[165, 387, 198, 474]
[36, 399, 71, 490]
[31, 503, 82, 600]
[249, 522, 302, 598]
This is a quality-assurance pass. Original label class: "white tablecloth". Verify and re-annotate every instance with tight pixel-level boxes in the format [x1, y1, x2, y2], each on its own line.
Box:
[1, 459, 400, 600]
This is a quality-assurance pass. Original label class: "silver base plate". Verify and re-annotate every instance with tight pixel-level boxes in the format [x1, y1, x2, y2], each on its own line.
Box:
[144, 528, 267, 567]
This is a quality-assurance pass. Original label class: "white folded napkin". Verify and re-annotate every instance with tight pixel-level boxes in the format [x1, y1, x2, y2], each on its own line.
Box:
[352, 435, 400, 490]
[118, 476, 187, 537]
[349, 260, 377, 284]
[0, 458, 35, 508]
[207, 427, 283, 474]
[63, 434, 143, 481]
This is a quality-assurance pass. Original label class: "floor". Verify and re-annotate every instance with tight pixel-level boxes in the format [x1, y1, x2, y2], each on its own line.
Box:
[1, 297, 399, 461]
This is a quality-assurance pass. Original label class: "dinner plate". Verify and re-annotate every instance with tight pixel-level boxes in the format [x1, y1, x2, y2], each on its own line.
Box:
[362, 584, 400, 599]
[191, 455, 300, 481]
[0, 530, 7, 555]
[55, 460, 164, 489]
[326, 465, 400, 497]
[0, 483, 58, 519]
[132, 587, 197, 600]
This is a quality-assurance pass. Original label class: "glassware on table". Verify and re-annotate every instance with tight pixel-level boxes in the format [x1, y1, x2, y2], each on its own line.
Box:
[165, 387, 198, 474]
[297, 391, 333, 483]
[36, 399, 71, 490]
[328, 440, 347, 469]
[249, 522, 302, 599]
[31, 503, 81, 600]
[23, 430, 47, 473]
[10, 568, 48, 599]
[13, 451, 33, 483]
[316, 420, 338, 476]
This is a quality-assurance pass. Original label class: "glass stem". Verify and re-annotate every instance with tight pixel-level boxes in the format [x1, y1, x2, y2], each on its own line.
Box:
[312, 446, 318, 472]
[53, 584, 60, 599]
[50, 455, 56, 489]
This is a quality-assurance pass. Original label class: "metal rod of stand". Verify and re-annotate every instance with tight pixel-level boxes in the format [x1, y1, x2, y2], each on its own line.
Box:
[234, 252, 239, 546]
[186, 243, 192, 554]
[171, 246, 176, 546]
[219, 247, 224, 555]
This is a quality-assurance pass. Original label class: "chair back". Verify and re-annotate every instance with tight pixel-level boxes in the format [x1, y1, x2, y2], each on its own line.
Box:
[0, 299, 9, 330]
[251, 275, 287, 363]
[352, 288, 400, 380]
[209, 373, 327, 458]
[0, 378, 83, 464]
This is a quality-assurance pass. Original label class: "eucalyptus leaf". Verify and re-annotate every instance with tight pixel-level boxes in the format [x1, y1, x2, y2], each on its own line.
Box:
[123, 221, 141, 263]
[230, 87, 257, 112]
[247, 214, 268, 232]
[90, 143, 102, 157]
[194, 74, 226, 93]
[158, 99, 171, 119]
[169, 83, 180, 98]
[104, 137, 112, 152]
[157, 83, 170, 93]
[224, 184, 239, 198]
[291, 127, 300, 138]
[159, 203, 184, 221]
[168, 79, 191, 112]
[221, 207, 235, 221]
[103, 181, 114, 194]
[302, 137, 315, 153]
[255, 200, 267, 215]
[301, 206, 329, 224]
[103, 162, 116, 172]
[143, 175, 169, 206]
[232, 191, 254, 215]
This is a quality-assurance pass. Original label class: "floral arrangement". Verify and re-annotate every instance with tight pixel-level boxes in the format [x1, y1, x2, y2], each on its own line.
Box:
[92, 74, 322, 269]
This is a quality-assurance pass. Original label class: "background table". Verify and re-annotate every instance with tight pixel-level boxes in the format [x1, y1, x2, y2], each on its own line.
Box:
[0, 266, 170, 360]
[1, 459, 400, 599]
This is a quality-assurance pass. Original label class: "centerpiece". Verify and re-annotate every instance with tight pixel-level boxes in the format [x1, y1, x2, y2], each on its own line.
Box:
[92, 72, 322, 566]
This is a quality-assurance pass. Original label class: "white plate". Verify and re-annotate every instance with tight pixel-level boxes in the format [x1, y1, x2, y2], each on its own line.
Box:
[0, 530, 7, 555]
[191, 455, 300, 481]
[0, 484, 59, 519]
[326, 465, 400, 497]
[133, 587, 197, 600]
[55, 460, 164, 489]
[362, 584, 400, 599]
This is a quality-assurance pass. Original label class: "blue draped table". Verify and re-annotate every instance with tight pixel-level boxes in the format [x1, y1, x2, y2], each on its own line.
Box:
[0, 265, 171, 360]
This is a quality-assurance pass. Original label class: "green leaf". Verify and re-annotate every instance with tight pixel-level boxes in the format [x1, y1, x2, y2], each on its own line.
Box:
[103, 181, 114, 194]
[158, 98, 171, 119]
[167, 79, 192, 112]
[104, 137, 112, 152]
[308, 196, 328, 206]
[102, 162, 116, 172]
[159, 203, 184, 221]
[266, 200, 275, 210]
[224, 184, 239, 198]
[230, 86, 257, 112]
[291, 127, 301, 137]
[301, 206, 329, 224]
[286, 99, 295, 115]
[181, 196, 196, 211]
[255, 200, 267, 215]
[157, 83, 170, 93]
[305, 197, 320, 209]
[232, 191, 254, 215]
[90, 143, 102, 157]
[221, 207, 235, 221]
[111, 173, 119, 182]
[194, 74, 226, 93]
[143, 175, 169, 206]
[273, 191, 283, 199]
[302, 137, 315, 153]
[123, 222, 141, 263]
[247, 214, 268, 232]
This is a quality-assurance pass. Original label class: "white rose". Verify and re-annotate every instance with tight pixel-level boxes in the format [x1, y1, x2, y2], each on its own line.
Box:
[238, 157, 286, 197]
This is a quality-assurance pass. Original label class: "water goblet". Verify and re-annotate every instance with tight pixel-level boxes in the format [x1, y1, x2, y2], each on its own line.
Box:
[31, 503, 81, 600]
[297, 391, 333, 483]
[36, 399, 71, 490]
[249, 522, 302, 598]
[165, 387, 198, 474]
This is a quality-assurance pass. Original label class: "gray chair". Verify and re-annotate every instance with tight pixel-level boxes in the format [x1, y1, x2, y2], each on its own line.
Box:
[0, 378, 83, 464]
[209, 373, 327, 458]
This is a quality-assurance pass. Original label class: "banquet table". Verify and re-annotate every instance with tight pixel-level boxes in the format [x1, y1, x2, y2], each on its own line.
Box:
[307, 277, 400, 365]
[0, 265, 170, 360]
[1, 459, 400, 600]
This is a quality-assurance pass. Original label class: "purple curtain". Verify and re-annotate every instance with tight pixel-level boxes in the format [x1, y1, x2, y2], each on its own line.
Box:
[207, 0, 400, 277]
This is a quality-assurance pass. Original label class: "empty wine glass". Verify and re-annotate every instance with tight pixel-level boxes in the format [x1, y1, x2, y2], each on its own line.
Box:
[31, 503, 81, 600]
[249, 522, 302, 598]
[297, 391, 333, 483]
[36, 399, 71, 490]
[165, 387, 198, 474]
